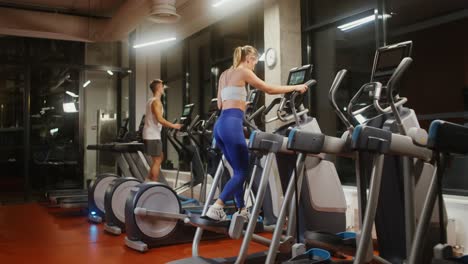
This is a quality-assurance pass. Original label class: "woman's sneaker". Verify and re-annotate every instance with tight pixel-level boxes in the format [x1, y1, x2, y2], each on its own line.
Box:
[206, 204, 227, 221]
[239, 208, 249, 220]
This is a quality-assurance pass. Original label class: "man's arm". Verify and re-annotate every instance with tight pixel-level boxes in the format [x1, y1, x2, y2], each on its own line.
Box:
[152, 99, 179, 129]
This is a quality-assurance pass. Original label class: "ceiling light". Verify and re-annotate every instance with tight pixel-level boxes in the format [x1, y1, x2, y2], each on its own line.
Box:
[107, 70, 114, 76]
[66, 91, 79, 98]
[212, 0, 233, 7]
[63, 102, 78, 113]
[83, 80, 91, 87]
[133, 37, 176, 49]
[338, 14, 391, 31]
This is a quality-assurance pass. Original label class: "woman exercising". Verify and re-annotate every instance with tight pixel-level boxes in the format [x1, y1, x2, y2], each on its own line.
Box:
[206, 45, 308, 221]
[143, 79, 182, 182]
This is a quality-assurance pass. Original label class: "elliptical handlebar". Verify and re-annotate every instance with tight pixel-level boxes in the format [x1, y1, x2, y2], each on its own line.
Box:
[248, 105, 266, 121]
[186, 115, 200, 136]
[329, 70, 354, 131]
[264, 79, 315, 124]
[347, 82, 382, 117]
[289, 79, 317, 126]
[262, 97, 282, 123]
[387, 57, 413, 135]
[243, 105, 267, 131]
[201, 112, 217, 135]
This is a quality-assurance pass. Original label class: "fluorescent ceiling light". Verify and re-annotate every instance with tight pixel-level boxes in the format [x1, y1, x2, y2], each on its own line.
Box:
[212, 0, 233, 7]
[63, 102, 78, 113]
[338, 14, 391, 31]
[107, 70, 114, 76]
[50, 128, 59, 135]
[66, 91, 79, 97]
[133, 37, 176, 49]
[83, 80, 91, 87]
[258, 53, 265, 62]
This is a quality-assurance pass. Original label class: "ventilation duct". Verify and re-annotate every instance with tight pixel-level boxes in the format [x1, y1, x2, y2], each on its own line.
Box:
[0, 0, 182, 42]
[147, 0, 181, 24]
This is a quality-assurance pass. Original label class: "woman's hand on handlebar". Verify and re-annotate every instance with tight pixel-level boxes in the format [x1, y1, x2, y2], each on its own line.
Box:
[294, 84, 308, 94]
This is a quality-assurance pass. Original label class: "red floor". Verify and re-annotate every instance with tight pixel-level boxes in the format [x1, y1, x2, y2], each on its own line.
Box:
[0, 203, 270, 264]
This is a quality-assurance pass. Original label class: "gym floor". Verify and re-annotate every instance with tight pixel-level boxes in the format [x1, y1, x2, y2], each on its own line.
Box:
[0, 203, 269, 264]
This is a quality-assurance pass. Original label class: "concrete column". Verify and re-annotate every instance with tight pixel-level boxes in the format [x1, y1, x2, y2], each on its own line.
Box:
[263, 0, 302, 132]
[83, 42, 120, 181]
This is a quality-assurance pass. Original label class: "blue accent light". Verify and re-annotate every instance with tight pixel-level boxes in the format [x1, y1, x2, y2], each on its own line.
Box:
[304, 248, 331, 260]
[352, 125, 364, 144]
[287, 128, 298, 149]
[428, 120, 443, 143]
[248, 131, 257, 148]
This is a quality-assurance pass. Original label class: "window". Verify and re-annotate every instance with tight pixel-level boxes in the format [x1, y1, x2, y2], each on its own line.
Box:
[386, 0, 468, 195]
[301, 0, 468, 194]
[301, 0, 377, 185]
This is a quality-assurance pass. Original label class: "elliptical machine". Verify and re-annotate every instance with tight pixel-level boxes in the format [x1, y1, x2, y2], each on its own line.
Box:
[87, 116, 156, 224]
[122, 88, 273, 252]
[168, 65, 346, 264]
[103, 105, 208, 235]
[319, 41, 446, 264]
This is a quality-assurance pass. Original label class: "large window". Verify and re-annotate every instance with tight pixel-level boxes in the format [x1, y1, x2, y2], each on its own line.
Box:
[386, 0, 468, 195]
[161, 3, 264, 168]
[302, 0, 378, 185]
[0, 65, 25, 201]
[0, 37, 130, 202]
[301, 0, 468, 193]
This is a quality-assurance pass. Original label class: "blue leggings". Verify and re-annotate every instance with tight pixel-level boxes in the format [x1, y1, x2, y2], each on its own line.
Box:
[214, 109, 249, 208]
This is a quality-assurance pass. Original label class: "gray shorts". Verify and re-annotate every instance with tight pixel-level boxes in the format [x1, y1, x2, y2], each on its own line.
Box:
[144, 140, 162, 157]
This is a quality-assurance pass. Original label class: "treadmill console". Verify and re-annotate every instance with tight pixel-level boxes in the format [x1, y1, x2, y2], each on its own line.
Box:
[371, 41, 412, 86]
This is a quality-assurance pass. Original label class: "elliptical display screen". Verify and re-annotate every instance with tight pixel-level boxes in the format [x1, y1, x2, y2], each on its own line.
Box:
[208, 99, 218, 113]
[372, 41, 412, 83]
[375, 47, 406, 73]
[182, 104, 194, 117]
[288, 70, 307, 85]
[287, 65, 312, 85]
[248, 92, 256, 103]
[284, 65, 313, 111]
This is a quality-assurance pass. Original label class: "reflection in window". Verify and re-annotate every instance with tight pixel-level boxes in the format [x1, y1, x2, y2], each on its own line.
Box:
[387, 2, 468, 195]
[30, 68, 81, 191]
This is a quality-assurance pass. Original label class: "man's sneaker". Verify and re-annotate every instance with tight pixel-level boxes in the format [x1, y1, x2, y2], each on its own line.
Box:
[206, 204, 227, 221]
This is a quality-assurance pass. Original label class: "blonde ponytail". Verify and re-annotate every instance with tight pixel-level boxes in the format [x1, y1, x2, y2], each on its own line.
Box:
[232, 45, 259, 68]
[233, 47, 243, 68]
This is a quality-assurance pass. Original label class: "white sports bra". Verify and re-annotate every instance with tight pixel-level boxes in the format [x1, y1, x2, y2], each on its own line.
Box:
[221, 86, 247, 101]
[220, 69, 247, 101]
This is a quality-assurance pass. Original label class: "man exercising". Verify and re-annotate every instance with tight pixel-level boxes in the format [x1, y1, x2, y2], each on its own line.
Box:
[143, 79, 182, 182]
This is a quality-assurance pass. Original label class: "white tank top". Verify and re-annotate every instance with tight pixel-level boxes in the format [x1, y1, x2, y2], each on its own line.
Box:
[143, 98, 162, 140]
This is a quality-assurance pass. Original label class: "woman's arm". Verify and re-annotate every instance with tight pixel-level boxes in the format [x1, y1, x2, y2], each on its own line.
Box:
[242, 68, 307, 95]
